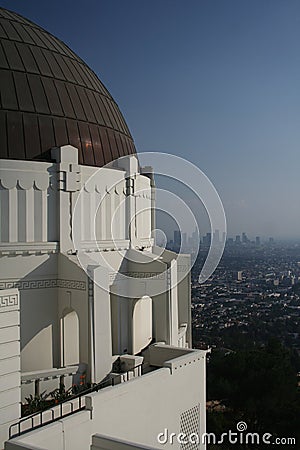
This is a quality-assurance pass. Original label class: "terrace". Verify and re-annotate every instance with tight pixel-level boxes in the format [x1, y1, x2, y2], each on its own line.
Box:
[7, 344, 207, 450]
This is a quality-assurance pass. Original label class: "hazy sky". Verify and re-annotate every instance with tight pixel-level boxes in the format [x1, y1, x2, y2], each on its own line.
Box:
[2, 0, 300, 239]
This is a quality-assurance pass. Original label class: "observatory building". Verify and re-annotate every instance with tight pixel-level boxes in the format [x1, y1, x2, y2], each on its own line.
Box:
[0, 7, 208, 450]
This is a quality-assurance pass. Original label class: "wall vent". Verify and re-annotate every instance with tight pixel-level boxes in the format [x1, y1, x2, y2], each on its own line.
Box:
[180, 404, 200, 449]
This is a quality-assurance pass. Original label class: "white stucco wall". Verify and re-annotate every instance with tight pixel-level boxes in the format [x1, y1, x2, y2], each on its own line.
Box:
[0, 289, 21, 450]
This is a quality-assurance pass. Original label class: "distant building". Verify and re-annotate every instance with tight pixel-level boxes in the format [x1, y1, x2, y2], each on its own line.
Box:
[174, 230, 181, 248]
[235, 235, 241, 244]
[192, 228, 198, 243]
[203, 232, 211, 246]
[256, 236, 261, 246]
[242, 232, 248, 244]
[237, 271, 243, 281]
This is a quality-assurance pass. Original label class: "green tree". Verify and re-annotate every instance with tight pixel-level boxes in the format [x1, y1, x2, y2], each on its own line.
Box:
[207, 339, 300, 448]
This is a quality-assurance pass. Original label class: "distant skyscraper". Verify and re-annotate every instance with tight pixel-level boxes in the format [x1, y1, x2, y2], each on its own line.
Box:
[174, 230, 181, 248]
[242, 232, 248, 244]
[192, 228, 198, 249]
[237, 271, 243, 281]
[256, 236, 260, 246]
[235, 235, 241, 244]
[203, 232, 211, 246]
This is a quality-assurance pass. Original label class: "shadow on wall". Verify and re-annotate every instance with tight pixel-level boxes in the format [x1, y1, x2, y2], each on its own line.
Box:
[17, 256, 87, 372]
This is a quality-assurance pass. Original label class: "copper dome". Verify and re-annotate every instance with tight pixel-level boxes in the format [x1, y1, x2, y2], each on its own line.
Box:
[0, 7, 136, 166]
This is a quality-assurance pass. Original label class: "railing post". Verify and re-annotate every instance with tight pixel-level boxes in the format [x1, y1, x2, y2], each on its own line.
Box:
[34, 379, 40, 396]
[59, 374, 64, 389]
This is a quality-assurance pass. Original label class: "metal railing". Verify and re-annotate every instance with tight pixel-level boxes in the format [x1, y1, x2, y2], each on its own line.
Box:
[9, 364, 143, 439]
[21, 366, 78, 396]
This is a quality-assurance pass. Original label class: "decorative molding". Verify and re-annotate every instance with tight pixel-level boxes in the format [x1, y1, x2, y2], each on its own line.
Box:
[0, 279, 86, 291]
[0, 242, 59, 256]
[56, 164, 81, 192]
[57, 279, 86, 290]
[80, 239, 130, 253]
[109, 272, 126, 284]
[110, 272, 166, 283]
[0, 293, 19, 309]
[83, 179, 126, 195]
[126, 272, 165, 279]
[88, 278, 94, 302]
[0, 173, 49, 191]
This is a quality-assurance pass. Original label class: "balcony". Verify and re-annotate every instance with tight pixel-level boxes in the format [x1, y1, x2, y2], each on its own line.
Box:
[21, 366, 78, 402]
[10, 356, 144, 439]
[8, 345, 208, 450]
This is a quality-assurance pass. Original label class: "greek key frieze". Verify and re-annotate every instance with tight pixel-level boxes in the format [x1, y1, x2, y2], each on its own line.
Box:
[0, 279, 86, 291]
[0, 294, 18, 308]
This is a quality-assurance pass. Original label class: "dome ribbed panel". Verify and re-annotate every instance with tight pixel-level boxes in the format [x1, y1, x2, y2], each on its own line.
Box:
[0, 7, 136, 165]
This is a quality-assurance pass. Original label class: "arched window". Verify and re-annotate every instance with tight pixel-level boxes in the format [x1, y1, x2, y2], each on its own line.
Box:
[132, 295, 152, 354]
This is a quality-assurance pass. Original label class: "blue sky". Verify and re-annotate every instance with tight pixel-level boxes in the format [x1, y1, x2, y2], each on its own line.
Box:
[1, 0, 300, 239]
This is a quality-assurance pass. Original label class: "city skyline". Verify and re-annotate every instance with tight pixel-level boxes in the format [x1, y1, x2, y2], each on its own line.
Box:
[2, 0, 300, 238]
[165, 228, 278, 247]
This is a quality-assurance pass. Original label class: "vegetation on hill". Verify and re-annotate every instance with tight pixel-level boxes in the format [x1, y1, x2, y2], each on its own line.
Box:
[207, 339, 300, 449]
